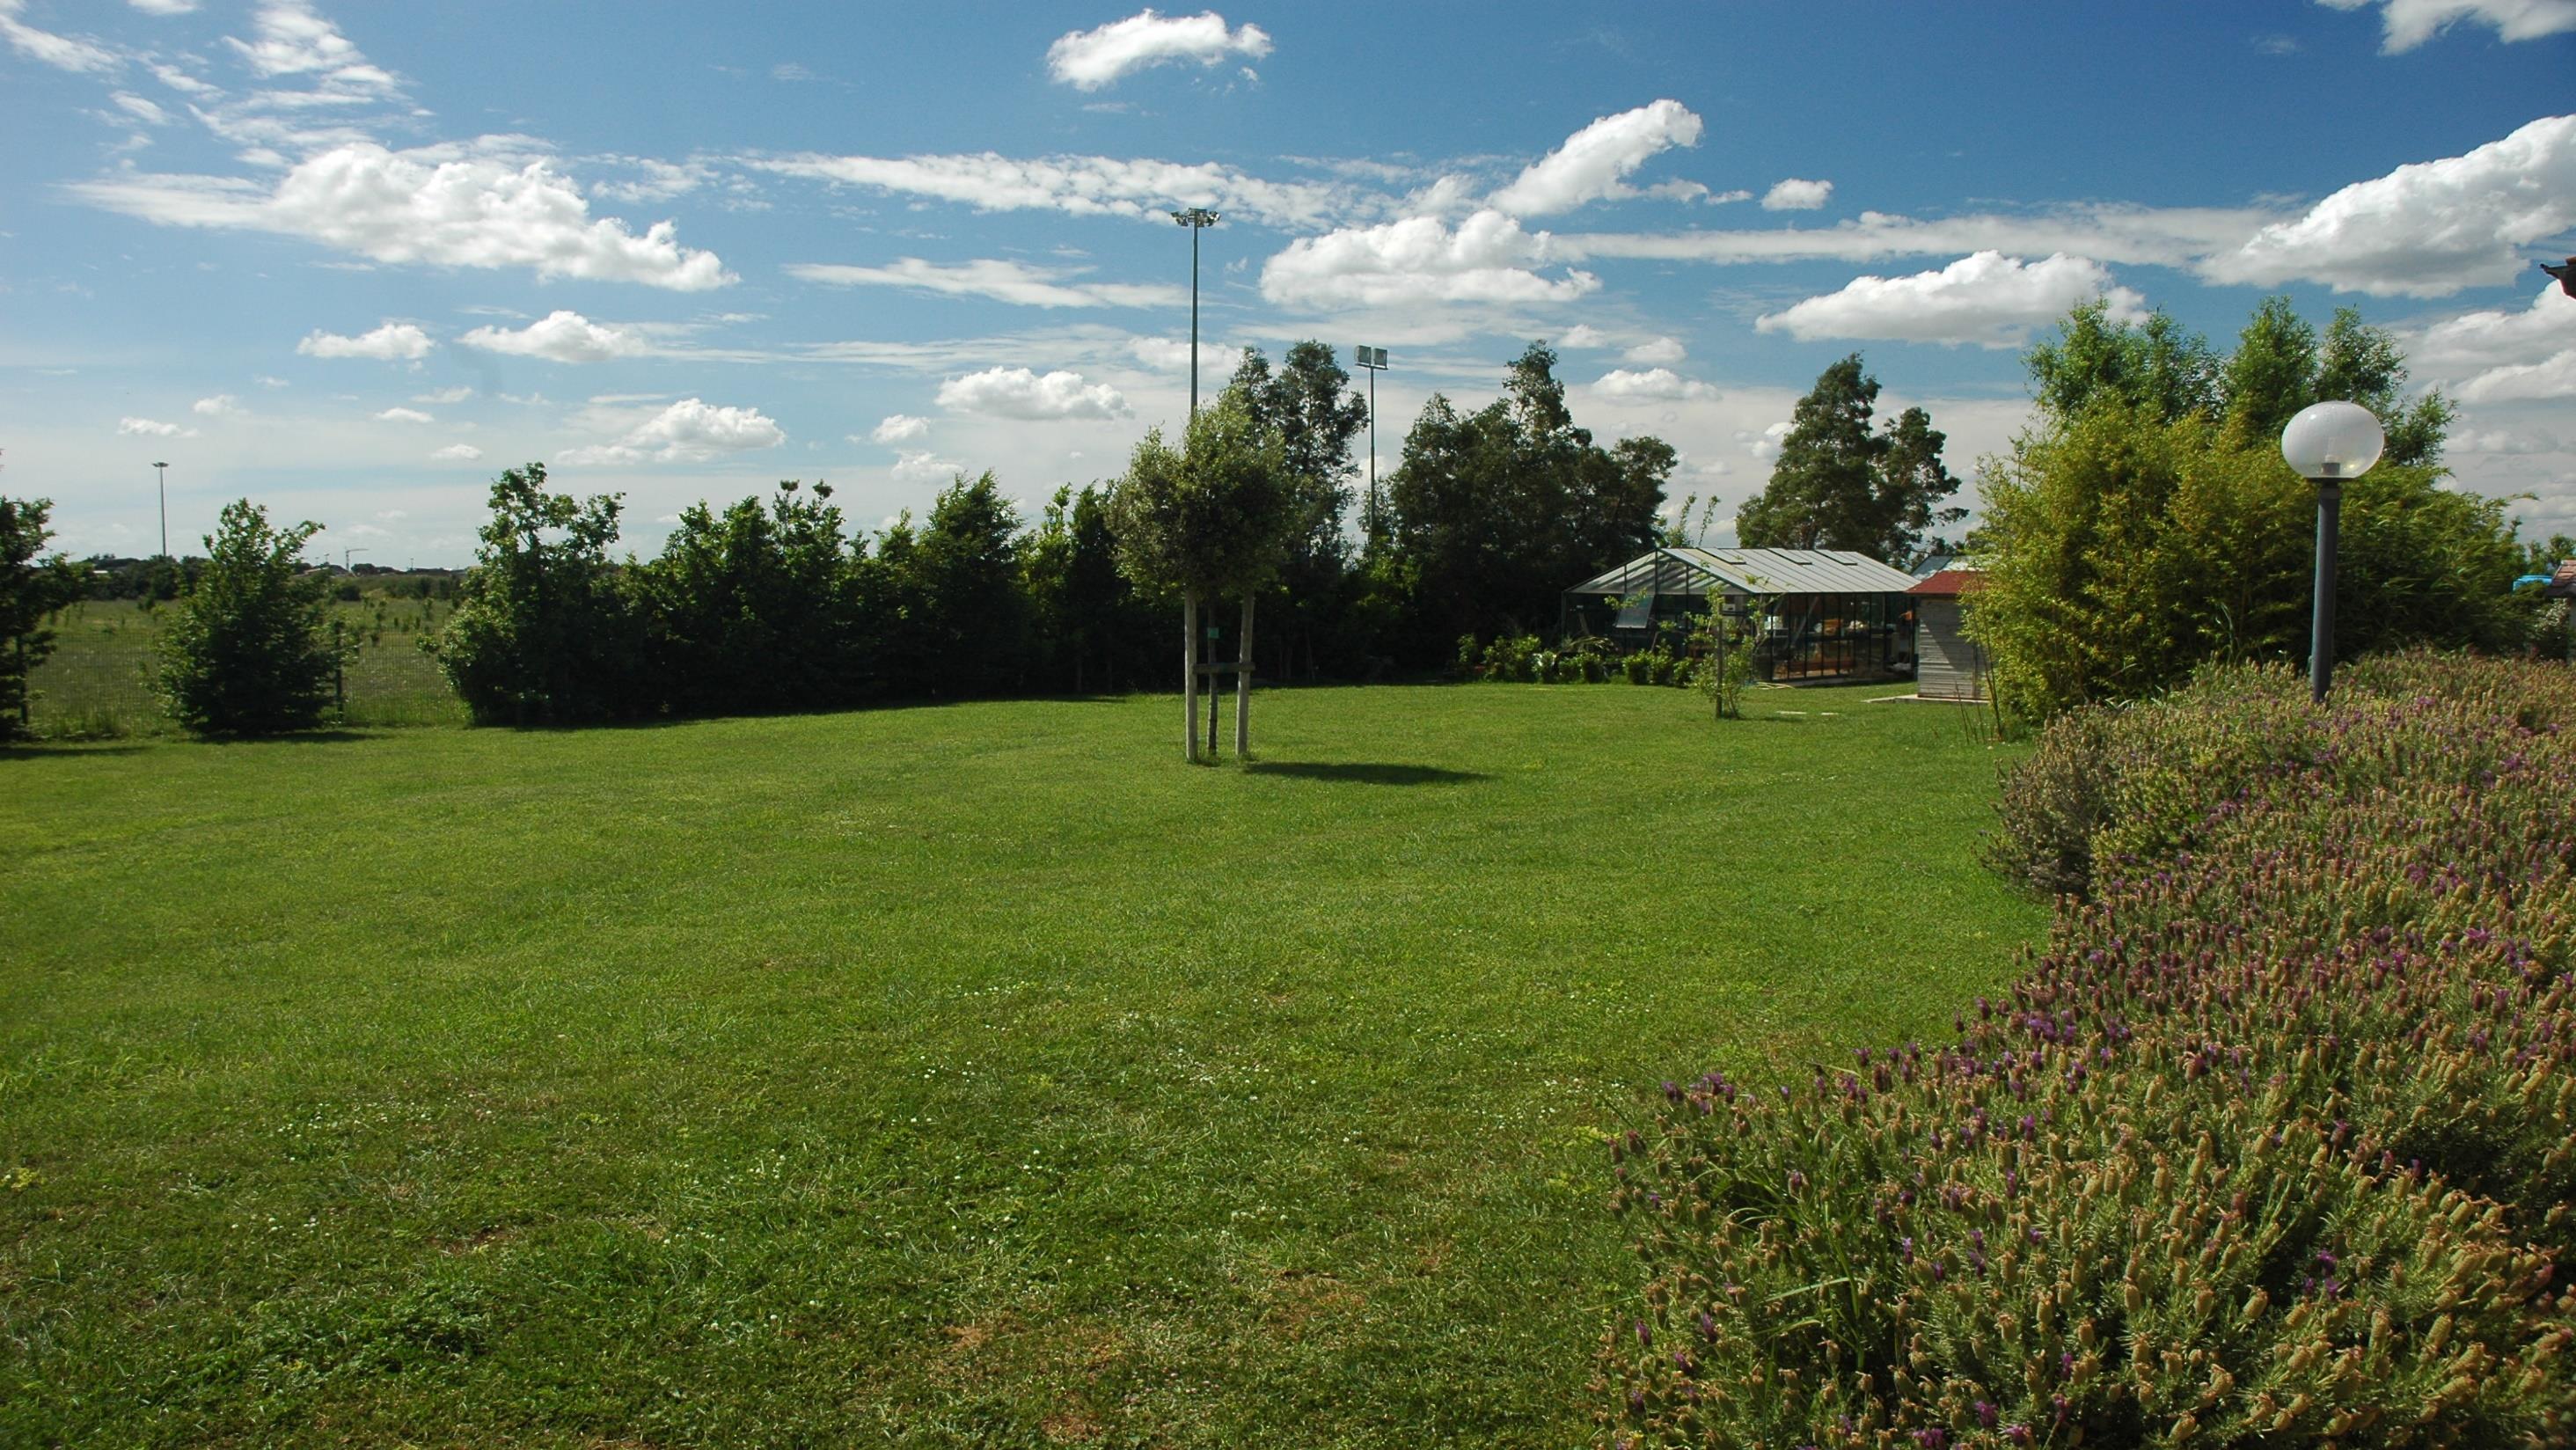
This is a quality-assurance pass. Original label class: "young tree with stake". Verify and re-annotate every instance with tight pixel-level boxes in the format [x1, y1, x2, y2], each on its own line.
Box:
[1109, 384, 1292, 761]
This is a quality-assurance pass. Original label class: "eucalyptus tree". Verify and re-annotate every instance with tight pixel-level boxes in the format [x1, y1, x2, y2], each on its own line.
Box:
[1735, 354, 1962, 566]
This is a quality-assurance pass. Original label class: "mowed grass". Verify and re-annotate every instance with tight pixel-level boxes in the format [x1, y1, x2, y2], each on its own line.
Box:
[0, 683, 2038, 1447]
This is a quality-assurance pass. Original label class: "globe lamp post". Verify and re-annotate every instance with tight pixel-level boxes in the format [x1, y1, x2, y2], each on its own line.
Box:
[2280, 400, 2384, 704]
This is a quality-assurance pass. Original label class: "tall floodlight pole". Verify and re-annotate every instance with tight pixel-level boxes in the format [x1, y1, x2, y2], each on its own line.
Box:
[2280, 401, 2385, 704]
[1170, 208, 1220, 417]
[152, 461, 169, 560]
[1352, 346, 1389, 540]
[1169, 207, 1222, 758]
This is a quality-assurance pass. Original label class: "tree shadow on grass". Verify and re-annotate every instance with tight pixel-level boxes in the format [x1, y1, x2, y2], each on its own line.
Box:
[0, 742, 154, 760]
[1242, 761, 1489, 786]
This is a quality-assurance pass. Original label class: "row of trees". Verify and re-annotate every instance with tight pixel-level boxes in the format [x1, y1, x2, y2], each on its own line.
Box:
[1969, 297, 2548, 721]
[421, 341, 1680, 735]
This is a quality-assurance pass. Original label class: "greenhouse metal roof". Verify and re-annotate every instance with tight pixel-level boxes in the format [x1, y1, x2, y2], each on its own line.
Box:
[1566, 546, 1920, 599]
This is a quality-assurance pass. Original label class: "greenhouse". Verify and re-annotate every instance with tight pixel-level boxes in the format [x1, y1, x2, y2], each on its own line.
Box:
[1561, 546, 1922, 683]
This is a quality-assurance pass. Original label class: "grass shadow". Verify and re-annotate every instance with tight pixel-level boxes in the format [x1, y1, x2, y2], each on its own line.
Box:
[0, 741, 156, 760]
[1242, 761, 1489, 787]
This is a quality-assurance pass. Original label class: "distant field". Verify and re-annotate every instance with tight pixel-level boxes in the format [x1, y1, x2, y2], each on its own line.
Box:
[0, 684, 2038, 1447]
[26, 588, 466, 736]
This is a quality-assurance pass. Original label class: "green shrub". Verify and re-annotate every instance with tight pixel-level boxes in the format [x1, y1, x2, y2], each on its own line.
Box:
[1603, 654, 2576, 1447]
[152, 500, 348, 736]
[1624, 652, 1654, 685]
[1482, 633, 1539, 683]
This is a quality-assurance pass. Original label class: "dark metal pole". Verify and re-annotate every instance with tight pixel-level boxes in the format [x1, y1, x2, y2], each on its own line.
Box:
[1189, 222, 1201, 420]
[2309, 479, 2340, 703]
[1366, 365, 1378, 541]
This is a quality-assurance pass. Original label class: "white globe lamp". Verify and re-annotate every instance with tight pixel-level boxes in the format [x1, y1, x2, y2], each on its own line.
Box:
[2280, 400, 2386, 702]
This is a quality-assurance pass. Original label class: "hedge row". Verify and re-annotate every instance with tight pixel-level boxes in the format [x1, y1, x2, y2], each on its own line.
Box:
[1599, 655, 2576, 1447]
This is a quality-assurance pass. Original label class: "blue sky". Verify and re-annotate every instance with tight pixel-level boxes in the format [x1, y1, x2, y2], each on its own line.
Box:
[4, 0, 2572, 565]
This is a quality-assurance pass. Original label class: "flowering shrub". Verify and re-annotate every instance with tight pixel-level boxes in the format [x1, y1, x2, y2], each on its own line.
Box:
[1601, 654, 2576, 1447]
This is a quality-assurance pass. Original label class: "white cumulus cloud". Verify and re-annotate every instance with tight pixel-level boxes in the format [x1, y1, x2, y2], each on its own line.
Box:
[227, 0, 370, 77]
[118, 416, 188, 437]
[2412, 282, 2576, 377]
[457, 310, 645, 363]
[561, 398, 786, 465]
[2410, 286, 2576, 403]
[297, 321, 432, 361]
[1128, 336, 1196, 370]
[376, 406, 433, 423]
[750, 150, 1354, 231]
[431, 443, 484, 461]
[1046, 9, 1272, 90]
[128, 0, 199, 13]
[1763, 179, 1834, 212]
[192, 394, 242, 416]
[936, 366, 1128, 421]
[1756, 252, 2147, 348]
[871, 414, 931, 443]
[0, 0, 120, 73]
[891, 450, 964, 484]
[1555, 202, 2268, 269]
[1624, 335, 1687, 365]
[70, 141, 733, 290]
[111, 92, 171, 126]
[1591, 368, 1718, 402]
[786, 257, 1182, 309]
[2201, 114, 2576, 297]
[1489, 100, 1705, 217]
[1260, 209, 1599, 310]
[2317, 0, 2576, 51]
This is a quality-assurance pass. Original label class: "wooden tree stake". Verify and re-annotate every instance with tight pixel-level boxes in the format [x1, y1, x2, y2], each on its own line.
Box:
[1182, 590, 1199, 763]
[1234, 594, 1255, 758]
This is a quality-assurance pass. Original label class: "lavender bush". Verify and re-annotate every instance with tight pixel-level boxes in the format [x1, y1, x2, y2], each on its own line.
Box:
[1602, 655, 2576, 1447]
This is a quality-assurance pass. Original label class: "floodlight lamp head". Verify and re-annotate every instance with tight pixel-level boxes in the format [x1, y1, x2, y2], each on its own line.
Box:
[153, 461, 168, 469]
[1170, 207, 1219, 227]
[2280, 399, 2386, 482]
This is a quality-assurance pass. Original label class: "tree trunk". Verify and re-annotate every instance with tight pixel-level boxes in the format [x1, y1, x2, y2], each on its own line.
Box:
[1182, 591, 1199, 763]
[1235, 594, 1255, 758]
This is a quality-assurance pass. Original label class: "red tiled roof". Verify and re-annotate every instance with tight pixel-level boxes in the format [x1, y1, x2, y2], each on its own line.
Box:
[1910, 568, 1984, 597]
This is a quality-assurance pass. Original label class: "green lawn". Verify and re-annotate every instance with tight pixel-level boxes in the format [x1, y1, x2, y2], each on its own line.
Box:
[0, 683, 2037, 1447]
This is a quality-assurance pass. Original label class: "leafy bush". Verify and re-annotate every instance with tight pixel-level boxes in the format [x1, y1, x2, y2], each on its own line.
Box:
[429, 465, 646, 726]
[1481, 633, 1539, 683]
[1, 495, 84, 739]
[152, 500, 348, 736]
[1970, 298, 2533, 725]
[1602, 654, 2576, 1447]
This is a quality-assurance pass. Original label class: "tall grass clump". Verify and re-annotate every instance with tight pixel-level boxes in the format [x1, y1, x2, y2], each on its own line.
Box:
[1600, 653, 2576, 1448]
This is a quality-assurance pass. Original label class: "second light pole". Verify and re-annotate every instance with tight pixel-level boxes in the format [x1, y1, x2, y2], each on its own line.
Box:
[1170, 206, 1223, 756]
[1171, 207, 1220, 417]
[1352, 345, 1388, 542]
